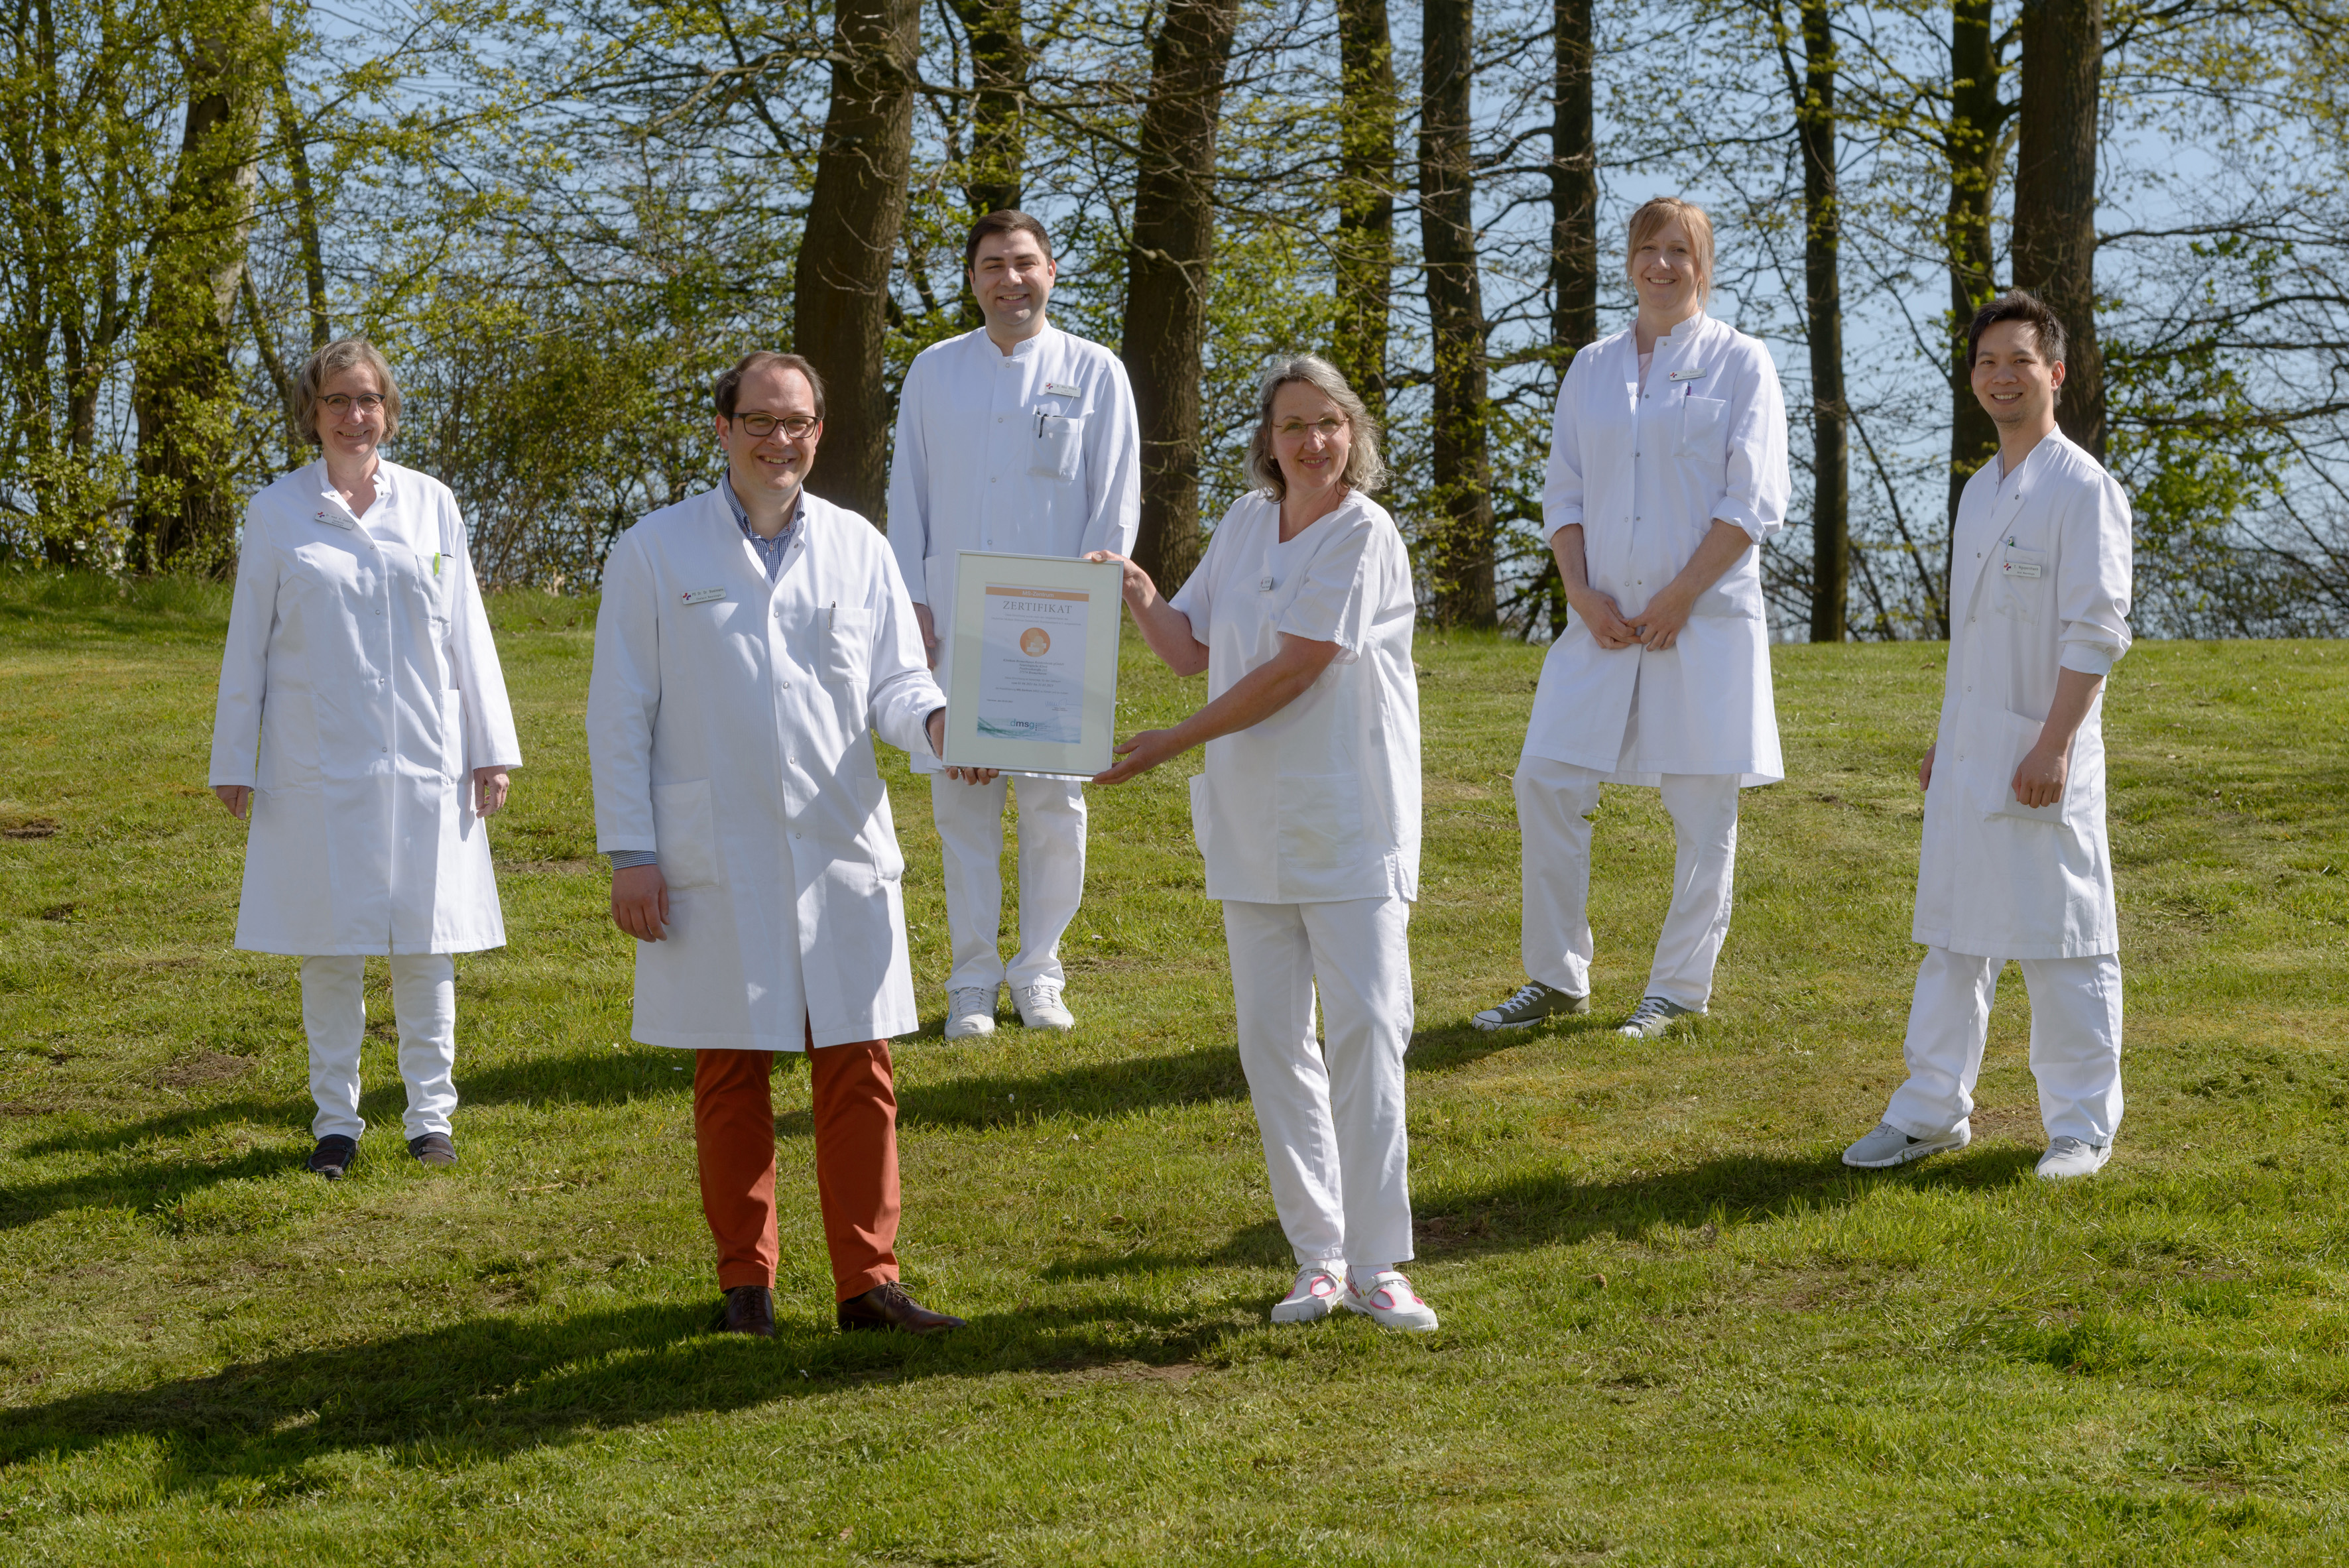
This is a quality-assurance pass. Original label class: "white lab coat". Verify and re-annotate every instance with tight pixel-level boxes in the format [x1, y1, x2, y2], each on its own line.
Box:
[209, 459, 521, 956]
[1169, 491, 1421, 905]
[586, 487, 945, 1050]
[1915, 431, 2132, 959]
[1525, 312, 1789, 784]
[884, 323, 1140, 773]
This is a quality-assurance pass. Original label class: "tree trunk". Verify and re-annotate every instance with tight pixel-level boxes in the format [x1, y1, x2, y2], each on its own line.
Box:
[1549, 0, 1597, 365]
[131, 3, 267, 575]
[1331, 0, 1395, 425]
[272, 65, 330, 351]
[2013, 0, 2103, 458]
[1941, 0, 2004, 637]
[1799, 0, 1847, 643]
[1420, 0, 1494, 627]
[947, 0, 1025, 214]
[792, 0, 920, 524]
[1120, 0, 1240, 591]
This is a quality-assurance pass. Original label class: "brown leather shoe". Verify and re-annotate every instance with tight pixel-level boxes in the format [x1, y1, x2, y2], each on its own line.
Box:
[308, 1134, 357, 1180]
[715, 1284, 774, 1338]
[837, 1280, 965, 1335]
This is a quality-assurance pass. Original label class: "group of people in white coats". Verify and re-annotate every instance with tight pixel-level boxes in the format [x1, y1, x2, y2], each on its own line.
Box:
[204, 195, 2133, 1344]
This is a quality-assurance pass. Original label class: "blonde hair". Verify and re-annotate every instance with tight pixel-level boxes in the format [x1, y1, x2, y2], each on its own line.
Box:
[1245, 354, 1388, 500]
[293, 338, 402, 445]
[1624, 196, 1716, 304]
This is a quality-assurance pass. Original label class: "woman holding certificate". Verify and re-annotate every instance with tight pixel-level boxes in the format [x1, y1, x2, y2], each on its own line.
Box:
[1090, 355, 1431, 1332]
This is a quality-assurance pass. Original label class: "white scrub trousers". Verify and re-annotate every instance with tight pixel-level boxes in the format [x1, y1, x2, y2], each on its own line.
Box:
[1515, 757, 1739, 1010]
[931, 772, 1086, 995]
[1222, 896, 1415, 1272]
[299, 953, 459, 1141]
[1883, 945, 2124, 1146]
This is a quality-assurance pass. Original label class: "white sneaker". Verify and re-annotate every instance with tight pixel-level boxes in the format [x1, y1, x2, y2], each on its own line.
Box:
[2037, 1136, 2111, 1180]
[1842, 1120, 1970, 1169]
[944, 987, 997, 1040]
[1016, 983, 1074, 1032]
[1343, 1270, 1439, 1332]
[1270, 1264, 1345, 1324]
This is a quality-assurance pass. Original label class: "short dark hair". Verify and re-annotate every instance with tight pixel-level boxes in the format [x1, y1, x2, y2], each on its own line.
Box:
[714, 351, 826, 420]
[1966, 289, 2069, 382]
[965, 210, 1053, 271]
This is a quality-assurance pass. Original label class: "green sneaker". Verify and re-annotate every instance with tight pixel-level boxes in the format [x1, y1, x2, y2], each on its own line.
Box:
[1471, 980, 1591, 1032]
[1617, 996, 1698, 1039]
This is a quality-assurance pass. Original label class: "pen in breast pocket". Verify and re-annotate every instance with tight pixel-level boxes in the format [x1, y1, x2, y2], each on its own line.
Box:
[829, 600, 837, 629]
[432, 552, 442, 577]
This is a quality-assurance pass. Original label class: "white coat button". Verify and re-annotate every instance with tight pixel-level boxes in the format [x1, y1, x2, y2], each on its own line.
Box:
[793, 832, 802, 840]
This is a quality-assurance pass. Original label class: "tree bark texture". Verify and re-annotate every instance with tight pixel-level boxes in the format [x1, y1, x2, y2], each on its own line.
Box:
[792, 0, 920, 524]
[1941, 0, 2006, 636]
[1549, 0, 1597, 364]
[2012, 0, 2103, 458]
[1420, 0, 1494, 627]
[1799, 0, 1847, 643]
[947, 0, 1026, 215]
[1331, 0, 1396, 426]
[1120, 0, 1240, 591]
[132, 3, 267, 574]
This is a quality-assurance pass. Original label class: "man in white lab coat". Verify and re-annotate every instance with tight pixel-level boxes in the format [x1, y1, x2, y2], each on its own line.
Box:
[1842, 290, 2134, 1181]
[589, 351, 975, 1335]
[885, 210, 1141, 1040]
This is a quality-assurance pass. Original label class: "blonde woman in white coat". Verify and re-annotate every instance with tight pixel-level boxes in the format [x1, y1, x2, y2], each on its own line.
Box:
[1091, 356, 1433, 1333]
[1474, 196, 1790, 1041]
[1843, 291, 2132, 1181]
[210, 339, 522, 1179]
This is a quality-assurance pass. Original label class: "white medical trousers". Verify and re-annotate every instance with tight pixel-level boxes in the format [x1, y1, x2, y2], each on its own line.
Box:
[299, 953, 459, 1142]
[1222, 896, 1415, 1271]
[931, 772, 1087, 995]
[1883, 945, 2124, 1146]
[1515, 756, 1740, 1010]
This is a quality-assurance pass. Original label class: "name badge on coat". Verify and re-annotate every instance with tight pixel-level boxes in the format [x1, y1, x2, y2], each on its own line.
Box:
[312, 509, 353, 531]
[682, 586, 727, 605]
[2000, 538, 2045, 579]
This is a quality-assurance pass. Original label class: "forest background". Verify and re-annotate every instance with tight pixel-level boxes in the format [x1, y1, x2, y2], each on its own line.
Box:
[3, 0, 2346, 641]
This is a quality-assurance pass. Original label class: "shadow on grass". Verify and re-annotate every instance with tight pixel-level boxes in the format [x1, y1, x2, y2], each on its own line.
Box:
[1041, 1146, 2045, 1279]
[1404, 1016, 1622, 1074]
[0, 1291, 1261, 1486]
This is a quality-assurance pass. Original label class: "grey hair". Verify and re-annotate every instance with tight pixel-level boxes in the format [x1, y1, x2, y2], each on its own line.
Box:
[1245, 354, 1387, 500]
[293, 338, 402, 445]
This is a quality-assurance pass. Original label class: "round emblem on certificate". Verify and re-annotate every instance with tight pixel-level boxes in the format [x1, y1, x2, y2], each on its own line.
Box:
[1020, 627, 1052, 656]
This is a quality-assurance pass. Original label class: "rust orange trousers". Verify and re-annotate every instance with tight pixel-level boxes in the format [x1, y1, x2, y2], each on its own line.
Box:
[693, 1028, 900, 1301]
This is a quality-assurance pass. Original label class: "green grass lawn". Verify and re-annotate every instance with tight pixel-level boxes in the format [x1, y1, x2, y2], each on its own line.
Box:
[3, 568, 2347, 1565]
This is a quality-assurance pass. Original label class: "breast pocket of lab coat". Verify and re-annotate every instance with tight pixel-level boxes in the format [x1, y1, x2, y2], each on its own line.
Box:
[819, 608, 875, 697]
[1031, 413, 1085, 482]
[652, 778, 723, 888]
[1994, 540, 2049, 623]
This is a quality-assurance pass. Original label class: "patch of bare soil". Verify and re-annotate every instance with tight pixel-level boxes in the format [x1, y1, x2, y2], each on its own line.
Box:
[159, 1051, 257, 1089]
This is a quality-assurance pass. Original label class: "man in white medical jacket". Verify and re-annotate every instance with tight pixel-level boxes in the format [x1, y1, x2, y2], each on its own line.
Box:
[1842, 290, 2134, 1182]
[884, 210, 1141, 1040]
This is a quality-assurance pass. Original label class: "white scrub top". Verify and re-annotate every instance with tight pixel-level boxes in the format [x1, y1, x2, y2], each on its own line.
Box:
[1524, 312, 1790, 785]
[1915, 431, 2133, 959]
[1168, 490, 1420, 905]
[210, 459, 522, 955]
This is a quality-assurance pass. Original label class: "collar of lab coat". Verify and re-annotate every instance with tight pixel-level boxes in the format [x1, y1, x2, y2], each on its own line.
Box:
[1601, 311, 1727, 392]
[304, 457, 400, 538]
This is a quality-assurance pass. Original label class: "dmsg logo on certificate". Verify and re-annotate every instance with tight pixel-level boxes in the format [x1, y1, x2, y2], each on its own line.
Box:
[977, 585, 1089, 745]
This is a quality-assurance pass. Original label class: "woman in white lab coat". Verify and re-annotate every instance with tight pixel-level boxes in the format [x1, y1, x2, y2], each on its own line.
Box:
[1473, 196, 1790, 1042]
[210, 338, 522, 1179]
[1091, 355, 1433, 1332]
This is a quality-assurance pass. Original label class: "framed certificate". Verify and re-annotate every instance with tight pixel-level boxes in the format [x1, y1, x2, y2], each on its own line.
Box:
[941, 551, 1124, 777]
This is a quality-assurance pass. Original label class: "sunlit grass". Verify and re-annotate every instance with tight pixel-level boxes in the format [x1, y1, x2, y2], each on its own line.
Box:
[3, 570, 2346, 1564]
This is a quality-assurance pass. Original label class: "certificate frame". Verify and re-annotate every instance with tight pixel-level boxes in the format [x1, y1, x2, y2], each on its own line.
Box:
[941, 550, 1123, 778]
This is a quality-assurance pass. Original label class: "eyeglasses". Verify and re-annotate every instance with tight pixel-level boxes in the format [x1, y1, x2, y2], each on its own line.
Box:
[1274, 416, 1347, 440]
[730, 412, 819, 439]
[322, 393, 385, 414]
